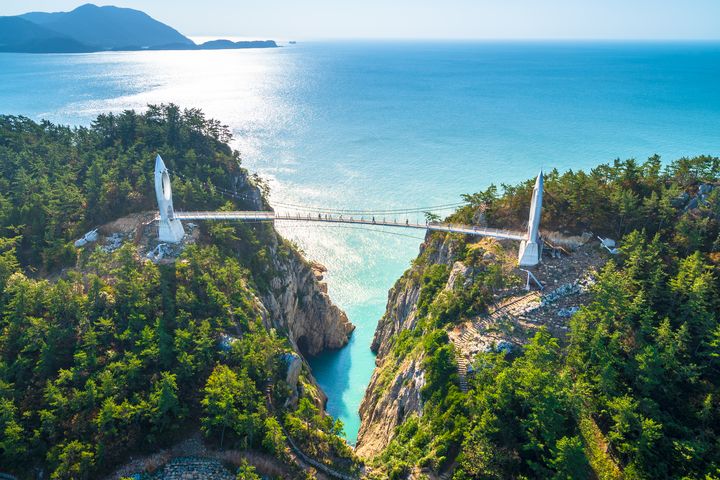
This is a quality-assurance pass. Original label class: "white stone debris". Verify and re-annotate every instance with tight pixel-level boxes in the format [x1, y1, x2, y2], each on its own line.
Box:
[146, 243, 171, 262]
[540, 275, 595, 307]
[598, 235, 620, 254]
[558, 306, 580, 318]
[74, 228, 99, 247]
[101, 233, 124, 253]
[541, 283, 579, 306]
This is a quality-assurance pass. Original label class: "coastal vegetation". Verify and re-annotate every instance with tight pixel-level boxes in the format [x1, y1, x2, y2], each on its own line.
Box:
[366, 156, 720, 479]
[1, 103, 719, 479]
[0, 107, 355, 479]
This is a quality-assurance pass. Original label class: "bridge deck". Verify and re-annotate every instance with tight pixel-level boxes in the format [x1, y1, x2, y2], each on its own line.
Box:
[171, 211, 526, 241]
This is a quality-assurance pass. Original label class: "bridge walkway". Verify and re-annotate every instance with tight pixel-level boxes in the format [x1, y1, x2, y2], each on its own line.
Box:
[169, 211, 526, 241]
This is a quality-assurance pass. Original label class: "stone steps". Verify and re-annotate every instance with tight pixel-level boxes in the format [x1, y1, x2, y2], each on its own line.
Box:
[453, 293, 542, 394]
[461, 323, 479, 339]
[151, 456, 235, 480]
[457, 357, 469, 393]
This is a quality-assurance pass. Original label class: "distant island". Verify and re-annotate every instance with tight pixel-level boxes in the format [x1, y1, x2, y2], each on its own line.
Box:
[0, 3, 278, 53]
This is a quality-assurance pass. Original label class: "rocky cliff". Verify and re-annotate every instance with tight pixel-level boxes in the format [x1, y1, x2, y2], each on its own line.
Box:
[261, 242, 355, 357]
[233, 173, 355, 358]
[370, 235, 462, 358]
[356, 233, 610, 464]
[356, 233, 462, 458]
[356, 353, 426, 458]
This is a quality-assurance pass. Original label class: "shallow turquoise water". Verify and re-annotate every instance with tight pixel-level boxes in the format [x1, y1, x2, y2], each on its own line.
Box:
[1, 41, 719, 443]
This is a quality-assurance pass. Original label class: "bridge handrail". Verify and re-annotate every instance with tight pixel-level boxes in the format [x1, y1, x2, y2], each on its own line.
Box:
[167, 211, 526, 241]
[428, 221, 525, 239]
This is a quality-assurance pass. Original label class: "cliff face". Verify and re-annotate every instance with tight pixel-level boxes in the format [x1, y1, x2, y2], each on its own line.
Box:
[356, 234, 461, 458]
[356, 228, 608, 462]
[235, 173, 355, 358]
[356, 353, 426, 458]
[261, 241, 355, 357]
[370, 235, 460, 358]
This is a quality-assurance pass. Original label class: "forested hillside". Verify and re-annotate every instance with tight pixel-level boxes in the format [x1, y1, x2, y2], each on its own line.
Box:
[0, 107, 357, 479]
[0, 104, 252, 270]
[2, 106, 719, 479]
[363, 156, 720, 479]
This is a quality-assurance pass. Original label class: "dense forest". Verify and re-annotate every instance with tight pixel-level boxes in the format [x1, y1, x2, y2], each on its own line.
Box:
[370, 156, 720, 479]
[0, 107, 356, 479]
[0, 104, 258, 271]
[2, 105, 719, 479]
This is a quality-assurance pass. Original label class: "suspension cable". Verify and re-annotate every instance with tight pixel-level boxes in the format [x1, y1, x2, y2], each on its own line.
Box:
[168, 169, 470, 216]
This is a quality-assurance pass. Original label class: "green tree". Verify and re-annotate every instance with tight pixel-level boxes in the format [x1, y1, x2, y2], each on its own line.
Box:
[550, 436, 591, 480]
[202, 364, 243, 447]
[0, 397, 27, 468]
[148, 371, 182, 434]
[50, 440, 95, 480]
[235, 459, 261, 480]
[201, 364, 262, 448]
[262, 416, 287, 456]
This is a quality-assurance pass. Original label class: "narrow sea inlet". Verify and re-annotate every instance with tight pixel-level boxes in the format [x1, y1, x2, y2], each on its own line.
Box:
[1, 40, 719, 442]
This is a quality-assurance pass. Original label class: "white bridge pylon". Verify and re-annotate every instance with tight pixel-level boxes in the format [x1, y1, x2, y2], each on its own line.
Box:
[155, 155, 185, 243]
[154, 155, 544, 266]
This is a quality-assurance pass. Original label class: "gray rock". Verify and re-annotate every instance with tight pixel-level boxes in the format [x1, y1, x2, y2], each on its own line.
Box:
[558, 306, 580, 318]
[283, 352, 303, 406]
[218, 333, 238, 351]
[672, 192, 690, 208]
[445, 261, 470, 291]
[260, 239, 354, 357]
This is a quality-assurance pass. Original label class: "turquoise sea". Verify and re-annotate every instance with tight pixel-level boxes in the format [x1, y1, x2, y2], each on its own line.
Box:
[1, 41, 719, 443]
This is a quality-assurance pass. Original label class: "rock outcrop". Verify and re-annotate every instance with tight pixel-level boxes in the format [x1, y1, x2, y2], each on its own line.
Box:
[370, 234, 460, 358]
[368, 270, 421, 360]
[356, 355, 425, 458]
[282, 352, 303, 406]
[357, 233, 460, 458]
[261, 245, 354, 357]
[235, 173, 355, 358]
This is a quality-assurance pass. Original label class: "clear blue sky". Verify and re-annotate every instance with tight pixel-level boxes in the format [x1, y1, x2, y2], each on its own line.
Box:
[2, 0, 719, 40]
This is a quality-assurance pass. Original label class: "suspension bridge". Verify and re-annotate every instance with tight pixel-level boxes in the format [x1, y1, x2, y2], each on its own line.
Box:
[154, 155, 544, 266]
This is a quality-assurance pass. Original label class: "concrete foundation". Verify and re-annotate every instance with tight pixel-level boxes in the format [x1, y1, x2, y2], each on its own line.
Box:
[518, 239, 542, 266]
[158, 217, 185, 243]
